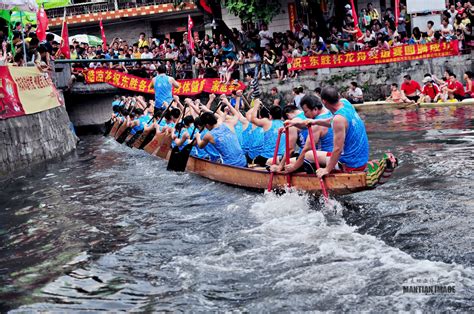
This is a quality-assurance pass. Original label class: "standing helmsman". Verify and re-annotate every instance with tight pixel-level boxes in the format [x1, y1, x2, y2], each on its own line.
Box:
[152, 64, 180, 110]
[300, 87, 369, 177]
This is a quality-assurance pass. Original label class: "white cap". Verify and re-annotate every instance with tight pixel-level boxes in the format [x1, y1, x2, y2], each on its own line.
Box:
[345, 4, 351, 10]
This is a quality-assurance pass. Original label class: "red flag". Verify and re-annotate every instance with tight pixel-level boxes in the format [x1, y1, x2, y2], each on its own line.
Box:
[349, 0, 359, 28]
[99, 18, 107, 51]
[187, 15, 194, 50]
[349, 0, 362, 38]
[59, 15, 70, 59]
[36, 7, 48, 42]
[199, 0, 213, 14]
[394, 0, 400, 28]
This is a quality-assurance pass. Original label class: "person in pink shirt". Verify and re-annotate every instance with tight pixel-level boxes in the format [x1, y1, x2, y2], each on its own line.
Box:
[387, 83, 415, 104]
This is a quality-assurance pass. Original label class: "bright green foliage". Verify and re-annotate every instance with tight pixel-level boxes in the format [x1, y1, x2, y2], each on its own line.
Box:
[224, 0, 281, 24]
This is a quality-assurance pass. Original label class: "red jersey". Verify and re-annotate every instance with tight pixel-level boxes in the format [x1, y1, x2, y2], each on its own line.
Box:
[401, 80, 421, 96]
[422, 84, 440, 100]
[448, 80, 465, 97]
[467, 80, 474, 94]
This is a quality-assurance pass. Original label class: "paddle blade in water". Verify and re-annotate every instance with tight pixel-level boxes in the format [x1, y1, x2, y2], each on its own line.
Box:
[166, 144, 193, 172]
[139, 130, 156, 149]
[103, 120, 113, 136]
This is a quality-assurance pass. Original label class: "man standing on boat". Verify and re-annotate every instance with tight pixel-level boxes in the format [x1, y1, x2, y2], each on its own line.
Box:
[152, 64, 180, 110]
[291, 87, 369, 178]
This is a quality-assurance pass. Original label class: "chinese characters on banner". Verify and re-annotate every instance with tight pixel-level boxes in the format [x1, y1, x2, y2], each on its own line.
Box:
[288, 41, 459, 71]
[0, 66, 63, 120]
[288, 3, 297, 32]
[84, 69, 247, 96]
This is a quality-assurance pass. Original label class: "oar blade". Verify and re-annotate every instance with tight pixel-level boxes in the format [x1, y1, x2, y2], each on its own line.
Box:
[166, 144, 193, 172]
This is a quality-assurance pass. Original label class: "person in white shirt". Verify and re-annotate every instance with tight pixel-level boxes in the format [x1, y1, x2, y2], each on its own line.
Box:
[164, 46, 178, 60]
[140, 46, 154, 59]
[258, 24, 272, 51]
[446, 4, 457, 25]
[440, 17, 454, 40]
[346, 82, 364, 104]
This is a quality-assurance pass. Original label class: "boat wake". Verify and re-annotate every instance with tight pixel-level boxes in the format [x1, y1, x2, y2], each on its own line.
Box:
[6, 134, 474, 312]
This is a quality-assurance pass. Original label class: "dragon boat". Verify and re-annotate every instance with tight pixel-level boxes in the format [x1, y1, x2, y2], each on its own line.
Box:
[108, 121, 398, 195]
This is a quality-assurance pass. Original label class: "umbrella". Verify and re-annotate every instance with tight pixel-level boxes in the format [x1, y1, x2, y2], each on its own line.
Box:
[69, 34, 102, 46]
[46, 31, 61, 43]
[0, 0, 69, 13]
[37, 0, 70, 10]
[0, 0, 38, 12]
[10, 10, 36, 24]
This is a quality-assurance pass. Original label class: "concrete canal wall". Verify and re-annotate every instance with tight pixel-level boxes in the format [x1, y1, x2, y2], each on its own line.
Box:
[261, 53, 474, 104]
[0, 106, 77, 175]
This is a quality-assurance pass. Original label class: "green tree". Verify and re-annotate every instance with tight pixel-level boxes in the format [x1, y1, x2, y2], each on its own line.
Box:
[175, 0, 281, 49]
[224, 0, 281, 25]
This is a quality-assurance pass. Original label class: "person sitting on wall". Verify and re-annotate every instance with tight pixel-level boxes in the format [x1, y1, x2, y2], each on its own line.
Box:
[346, 82, 364, 104]
[401, 75, 421, 102]
[419, 77, 441, 103]
[386, 83, 415, 104]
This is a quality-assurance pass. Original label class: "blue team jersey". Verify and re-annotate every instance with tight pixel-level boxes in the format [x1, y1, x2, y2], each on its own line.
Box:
[332, 99, 369, 168]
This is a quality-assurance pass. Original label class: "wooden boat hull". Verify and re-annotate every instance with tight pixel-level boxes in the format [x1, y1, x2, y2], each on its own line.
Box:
[355, 99, 474, 112]
[114, 121, 129, 140]
[109, 120, 120, 137]
[132, 130, 150, 149]
[107, 131, 397, 196]
[142, 131, 173, 159]
[186, 156, 368, 195]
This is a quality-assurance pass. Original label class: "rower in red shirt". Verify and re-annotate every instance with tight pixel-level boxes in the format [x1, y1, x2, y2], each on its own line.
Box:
[401, 75, 422, 102]
[419, 77, 441, 103]
[447, 73, 466, 101]
[463, 71, 474, 98]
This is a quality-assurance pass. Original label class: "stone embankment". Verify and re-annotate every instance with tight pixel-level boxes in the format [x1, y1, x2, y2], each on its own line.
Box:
[0, 106, 77, 174]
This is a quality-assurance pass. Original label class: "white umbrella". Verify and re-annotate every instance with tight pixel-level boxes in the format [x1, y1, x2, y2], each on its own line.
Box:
[69, 34, 102, 46]
[0, 0, 38, 12]
[46, 32, 61, 43]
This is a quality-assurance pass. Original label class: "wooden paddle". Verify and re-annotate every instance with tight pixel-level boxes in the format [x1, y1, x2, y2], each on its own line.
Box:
[267, 128, 284, 192]
[166, 100, 223, 172]
[284, 127, 292, 187]
[103, 99, 125, 136]
[307, 125, 329, 200]
[166, 102, 190, 171]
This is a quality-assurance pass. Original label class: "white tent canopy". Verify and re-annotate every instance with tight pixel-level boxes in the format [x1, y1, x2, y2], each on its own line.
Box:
[0, 0, 38, 12]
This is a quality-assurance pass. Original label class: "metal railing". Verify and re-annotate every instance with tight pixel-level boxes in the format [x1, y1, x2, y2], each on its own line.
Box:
[53, 58, 178, 89]
[46, 0, 192, 18]
[46, 1, 113, 18]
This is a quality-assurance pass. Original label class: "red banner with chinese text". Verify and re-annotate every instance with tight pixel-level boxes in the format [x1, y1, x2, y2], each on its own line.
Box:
[84, 69, 246, 96]
[288, 3, 297, 32]
[288, 41, 459, 71]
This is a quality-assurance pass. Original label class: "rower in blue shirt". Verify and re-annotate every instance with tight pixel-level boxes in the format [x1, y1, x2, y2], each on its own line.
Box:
[275, 95, 334, 174]
[249, 99, 286, 167]
[286, 88, 368, 176]
[195, 109, 247, 167]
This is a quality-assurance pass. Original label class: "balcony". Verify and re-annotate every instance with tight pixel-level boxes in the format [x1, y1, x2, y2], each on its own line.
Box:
[46, 0, 191, 19]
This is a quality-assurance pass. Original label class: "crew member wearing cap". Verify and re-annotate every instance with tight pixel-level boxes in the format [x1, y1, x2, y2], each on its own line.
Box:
[419, 77, 441, 103]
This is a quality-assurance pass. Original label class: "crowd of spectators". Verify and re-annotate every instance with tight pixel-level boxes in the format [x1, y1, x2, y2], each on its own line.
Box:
[0, 1, 473, 103]
[61, 1, 474, 84]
